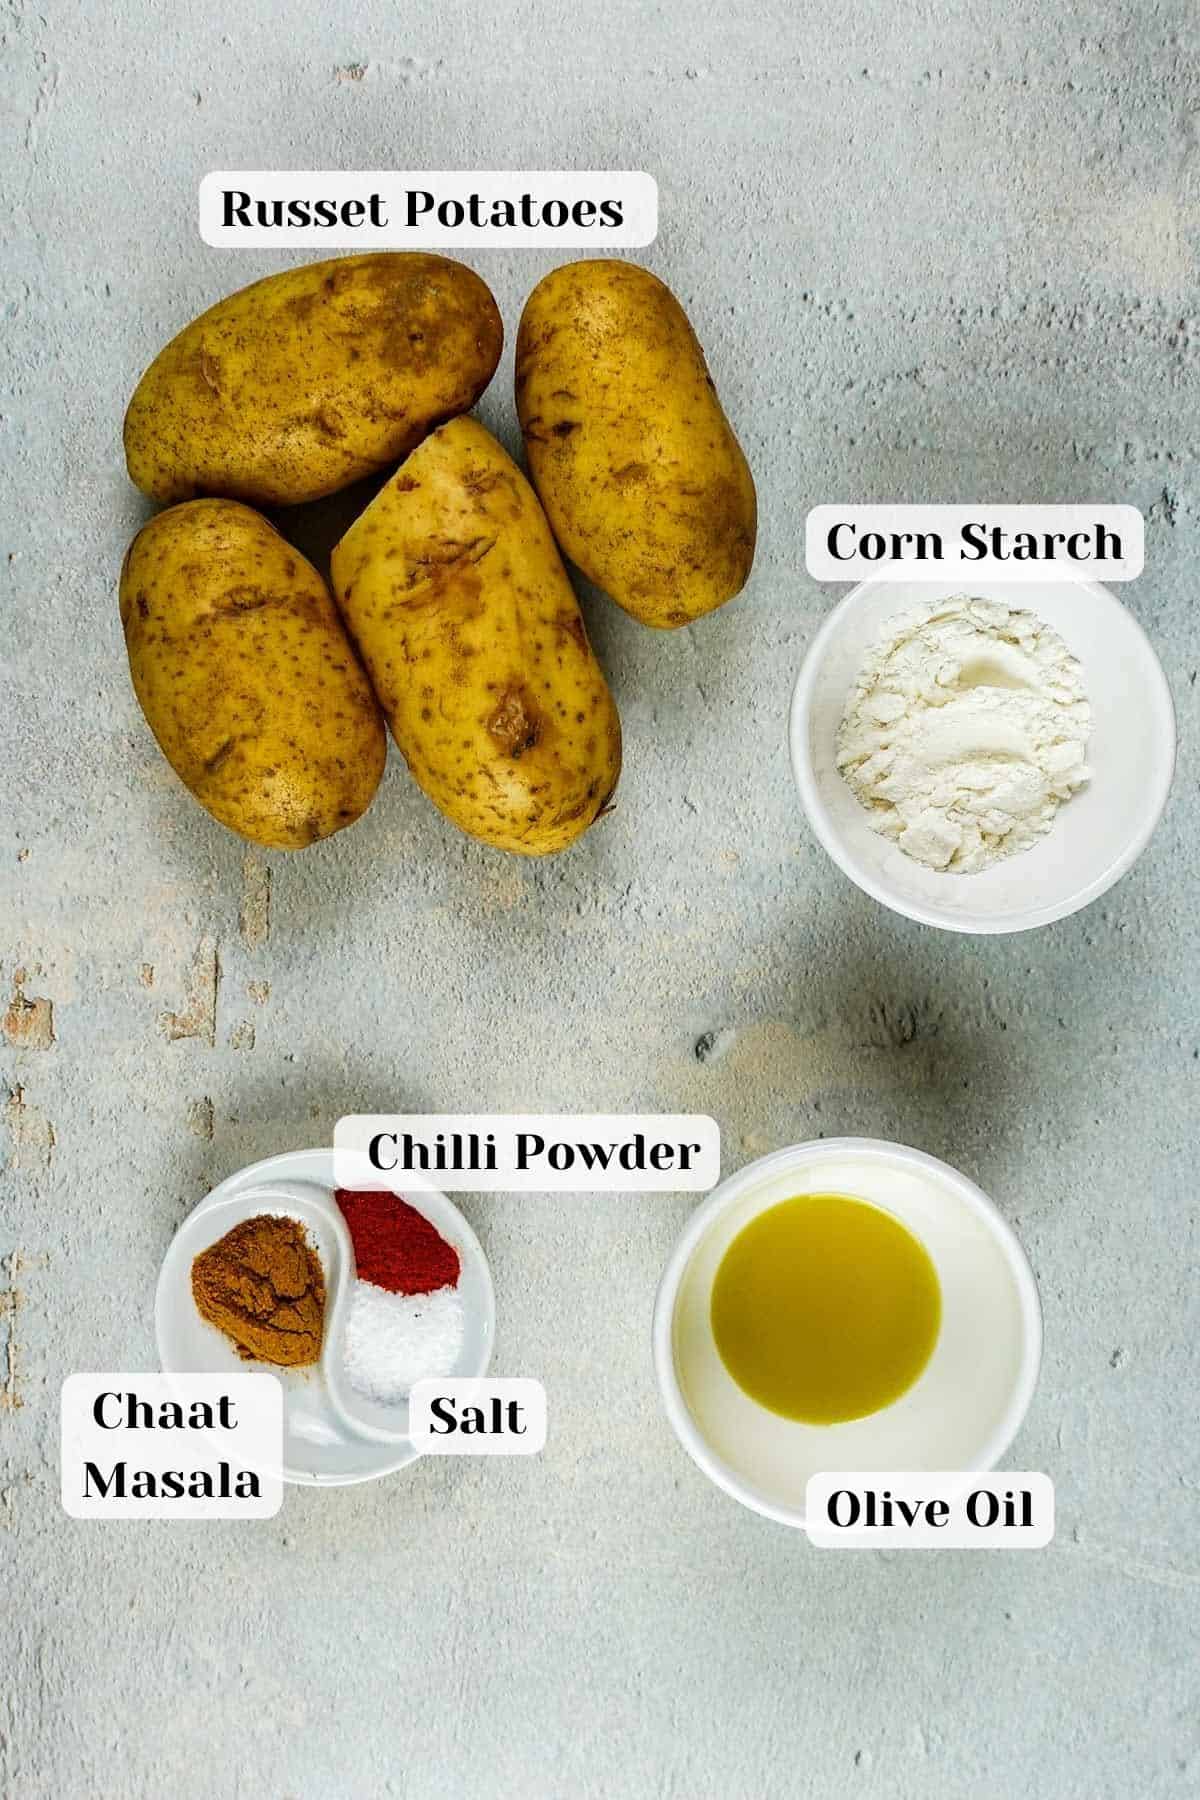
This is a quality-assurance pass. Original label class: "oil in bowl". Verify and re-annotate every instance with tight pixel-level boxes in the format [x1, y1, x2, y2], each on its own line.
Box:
[655, 1140, 1043, 1526]
[710, 1193, 941, 1425]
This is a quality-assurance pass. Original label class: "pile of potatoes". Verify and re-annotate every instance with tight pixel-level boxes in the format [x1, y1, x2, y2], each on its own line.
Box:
[120, 252, 756, 856]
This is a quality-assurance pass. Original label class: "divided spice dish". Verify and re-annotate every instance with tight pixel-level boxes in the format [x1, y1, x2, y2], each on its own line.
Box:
[155, 1148, 495, 1486]
[790, 574, 1176, 933]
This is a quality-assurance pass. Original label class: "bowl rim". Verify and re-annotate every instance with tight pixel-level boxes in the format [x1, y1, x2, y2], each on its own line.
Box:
[651, 1137, 1044, 1530]
[789, 574, 1178, 934]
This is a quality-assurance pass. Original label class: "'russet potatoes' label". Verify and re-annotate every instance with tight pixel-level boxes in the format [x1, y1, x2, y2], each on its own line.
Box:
[200, 171, 658, 248]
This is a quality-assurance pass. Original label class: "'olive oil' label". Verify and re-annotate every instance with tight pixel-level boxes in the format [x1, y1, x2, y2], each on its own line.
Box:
[710, 1193, 941, 1425]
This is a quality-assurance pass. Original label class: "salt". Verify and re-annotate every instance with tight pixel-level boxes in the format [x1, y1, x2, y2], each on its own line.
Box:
[342, 1280, 465, 1404]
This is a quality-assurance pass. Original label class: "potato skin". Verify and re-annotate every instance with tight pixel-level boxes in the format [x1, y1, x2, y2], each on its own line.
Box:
[515, 259, 756, 629]
[125, 253, 503, 506]
[120, 500, 386, 849]
[331, 417, 621, 856]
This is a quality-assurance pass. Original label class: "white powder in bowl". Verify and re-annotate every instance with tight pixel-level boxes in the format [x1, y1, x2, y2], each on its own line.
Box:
[835, 596, 1091, 873]
[343, 1281, 465, 1405]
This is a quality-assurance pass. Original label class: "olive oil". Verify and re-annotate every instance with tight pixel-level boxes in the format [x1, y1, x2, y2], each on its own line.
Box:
[710, 1193, 941, 1424]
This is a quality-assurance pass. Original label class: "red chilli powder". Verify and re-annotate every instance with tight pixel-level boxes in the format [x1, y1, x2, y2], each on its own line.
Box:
[334, 1189, 461, 1296]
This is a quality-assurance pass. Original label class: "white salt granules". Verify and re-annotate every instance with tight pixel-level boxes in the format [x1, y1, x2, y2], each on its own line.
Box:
[836, 597, 1091, 873]
[342, 1281, 465, 1405]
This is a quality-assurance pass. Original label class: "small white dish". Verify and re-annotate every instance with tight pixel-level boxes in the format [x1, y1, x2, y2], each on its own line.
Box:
[789, 574, 1176, 933]
[155, 1147, 495, 1486]
[652, 1138, 1042, 1529]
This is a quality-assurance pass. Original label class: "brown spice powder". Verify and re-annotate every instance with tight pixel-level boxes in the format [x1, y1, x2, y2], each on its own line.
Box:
[191, 1214, 325, 1367]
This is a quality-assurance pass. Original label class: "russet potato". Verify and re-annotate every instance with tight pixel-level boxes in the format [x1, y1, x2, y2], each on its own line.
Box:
[125, 253, 503, 507]
[331, 416, 621, 856]
[120, 499, 386, 848]
[515, 259, 756, 628]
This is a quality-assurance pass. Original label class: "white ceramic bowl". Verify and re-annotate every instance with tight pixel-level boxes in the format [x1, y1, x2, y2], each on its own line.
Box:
[790, 575, 1176, 933]
[652, 1139, 1042, 1529]
[156, 1148, 495, 1486]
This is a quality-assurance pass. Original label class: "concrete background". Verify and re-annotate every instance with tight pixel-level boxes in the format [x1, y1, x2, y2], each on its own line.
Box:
[2, 1, 1198, 1793]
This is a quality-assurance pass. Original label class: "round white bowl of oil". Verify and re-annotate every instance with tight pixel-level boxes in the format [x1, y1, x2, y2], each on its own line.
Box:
[652, 1138, 1042, 1529]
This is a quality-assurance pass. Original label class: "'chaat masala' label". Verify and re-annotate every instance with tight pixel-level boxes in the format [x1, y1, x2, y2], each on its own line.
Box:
[61, 1374, 283, 1519]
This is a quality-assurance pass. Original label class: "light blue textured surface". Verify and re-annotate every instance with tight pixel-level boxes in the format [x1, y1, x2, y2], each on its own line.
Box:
[2, 2, 1197, 1793]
